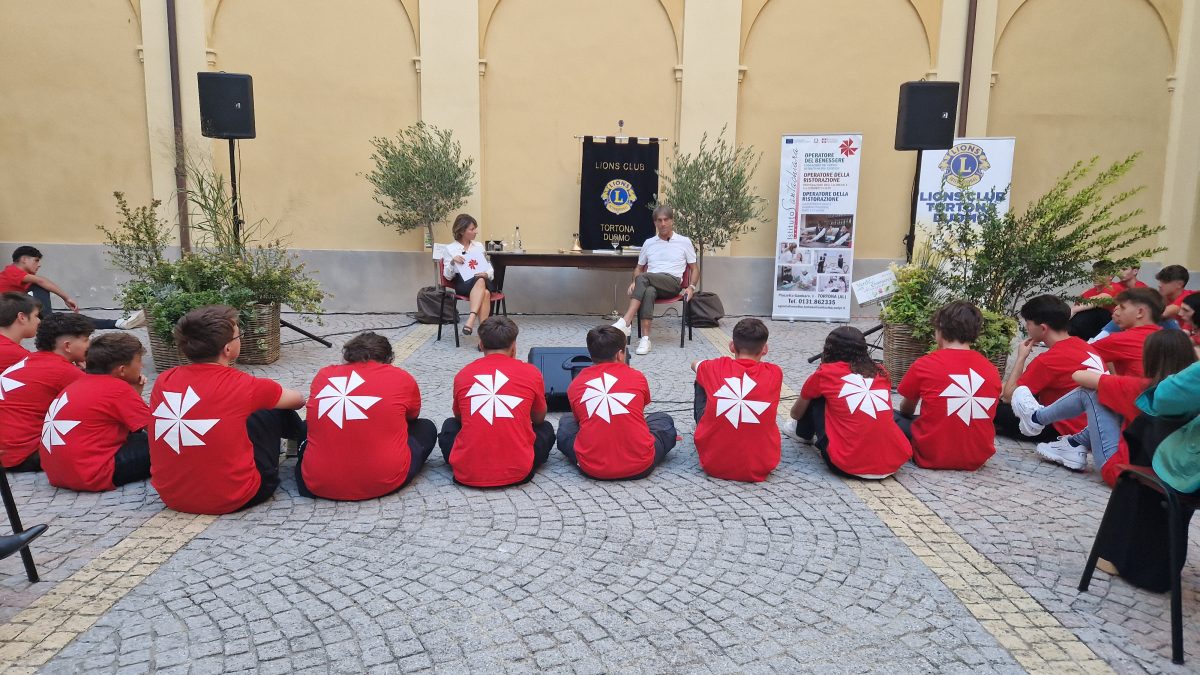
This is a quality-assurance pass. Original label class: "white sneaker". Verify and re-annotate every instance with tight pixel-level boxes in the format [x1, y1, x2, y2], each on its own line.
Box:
[612, 317, 632, 336]
[1036, 437, 1087, 471]
[783, 418, 812, 444]
[1088, 331, 1111, 344]
[635, 336, 652, 355]
[1010, 385, 1045, 437]
[115, 309, 146, 330]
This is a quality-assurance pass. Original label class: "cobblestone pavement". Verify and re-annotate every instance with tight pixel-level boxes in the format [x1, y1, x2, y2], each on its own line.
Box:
[0, 312, 1196, 673]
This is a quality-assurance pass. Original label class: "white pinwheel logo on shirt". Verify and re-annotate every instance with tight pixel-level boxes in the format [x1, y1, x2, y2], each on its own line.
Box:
[0, 357, 27, 401]
[315, 371, 381, 429]
[940, 369, 996, 424]
[153, 387, 219, 454]
[40, 393, 80, 453]
[467, 370, 525, 424]
[713, 373, 772, 428]
[580, 373, 635, 422]
[837, 374, 891, 418]
[1082, 353, 1105, 373]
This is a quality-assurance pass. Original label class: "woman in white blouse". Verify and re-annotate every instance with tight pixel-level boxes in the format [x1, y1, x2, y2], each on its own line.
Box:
[442, 214, 495, 335]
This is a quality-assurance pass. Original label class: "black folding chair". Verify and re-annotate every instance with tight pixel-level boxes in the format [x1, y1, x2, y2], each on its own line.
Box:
[0, 466, 48, 582]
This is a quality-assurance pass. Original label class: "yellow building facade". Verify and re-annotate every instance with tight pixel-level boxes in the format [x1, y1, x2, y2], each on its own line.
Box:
[1, 0, 1197, 312]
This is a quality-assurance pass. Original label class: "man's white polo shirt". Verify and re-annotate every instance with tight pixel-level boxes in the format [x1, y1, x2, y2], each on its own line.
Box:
[637, 233, 697, 280]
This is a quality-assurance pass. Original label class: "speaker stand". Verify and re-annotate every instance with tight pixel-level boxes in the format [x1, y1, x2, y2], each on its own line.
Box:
[902, 150, 923, 263]
[281, 319, 333, 348]
[228, 139, 244, 244]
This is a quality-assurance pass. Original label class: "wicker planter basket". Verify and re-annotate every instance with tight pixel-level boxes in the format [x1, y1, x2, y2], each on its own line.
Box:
[238, 303, 281, 365]
[883, 322, 932, 384]
[144, 308, 189, 373]
[989, 351, 1009, 381]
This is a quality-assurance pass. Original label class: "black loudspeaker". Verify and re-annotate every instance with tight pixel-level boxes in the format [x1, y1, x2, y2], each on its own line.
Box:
[527, 347, 633, 412]
[894, 81, 958, 151]
[198, 72, 256, 139]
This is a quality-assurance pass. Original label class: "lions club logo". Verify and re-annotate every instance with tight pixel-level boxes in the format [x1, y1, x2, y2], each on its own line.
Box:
[602, 179, 636, 215]
[938, 143, 991, 189]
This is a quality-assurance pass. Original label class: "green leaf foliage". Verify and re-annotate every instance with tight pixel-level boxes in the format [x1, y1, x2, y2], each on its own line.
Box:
[95, 192, 173, 280]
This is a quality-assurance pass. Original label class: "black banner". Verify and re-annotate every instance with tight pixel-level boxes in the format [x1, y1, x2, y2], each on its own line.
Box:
[578, 137, 660, 250]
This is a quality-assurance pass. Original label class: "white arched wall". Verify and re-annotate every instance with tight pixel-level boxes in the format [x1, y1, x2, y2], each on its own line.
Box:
[736, 0, 932, 260]
[208, 0, 421, 251]
[480, 0, 679, 250]
[989, 0, 1173, 242]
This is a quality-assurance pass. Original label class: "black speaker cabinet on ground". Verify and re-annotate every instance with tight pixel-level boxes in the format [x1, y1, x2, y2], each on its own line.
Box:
[894, 81, 958, 151]
[527, 347, 633, 412]
[198, 72, 256, 139]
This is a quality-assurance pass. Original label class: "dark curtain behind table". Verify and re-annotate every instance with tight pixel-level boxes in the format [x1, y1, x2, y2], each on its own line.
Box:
[578, 137, 659, 250]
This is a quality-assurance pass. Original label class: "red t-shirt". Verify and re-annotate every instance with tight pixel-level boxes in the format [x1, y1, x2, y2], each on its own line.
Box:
[0, 265, 31, 294]
[0, 334, 29, 371]
[898, 349, 1001, 471]
[149, 364, 283, 514]
[566, 361, 655, 479]
[1092, 324, 1160, 377]
[1104, 280, 1148, 296]
[1096, 374, 1149, 487]
[302, 362, 422, 500]
[39, 374, 151, 491]
[694, 357, 783, 482]
[1080, 284, 1115, 313]
[1017, 337, 1104, 435]
[1167, 288, 1194, 309]
[0, 351, 83, 467]
[799, 362, 911, 477]
[449, 353, 547, 487]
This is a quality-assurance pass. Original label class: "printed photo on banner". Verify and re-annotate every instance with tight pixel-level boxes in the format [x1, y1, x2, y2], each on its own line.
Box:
[799, 214, 853, 248]
[776, 264, 818, 292]
[818, 274, 849, 294]
[776, 243, 811, 266]
[811, 251, 849, 275]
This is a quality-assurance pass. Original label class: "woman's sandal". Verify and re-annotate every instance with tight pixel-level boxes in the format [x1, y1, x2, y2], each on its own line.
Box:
[462, 312, 478, 336]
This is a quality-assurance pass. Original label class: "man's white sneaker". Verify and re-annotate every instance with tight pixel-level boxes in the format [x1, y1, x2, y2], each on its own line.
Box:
[115, 309, 146, 330]
[783, 418, 812, 444]
[1010, 385, 1045, 437]
[612, 317, 632, 336]
[635, 336, 652, 355]
[1036, 436, 1087, 471]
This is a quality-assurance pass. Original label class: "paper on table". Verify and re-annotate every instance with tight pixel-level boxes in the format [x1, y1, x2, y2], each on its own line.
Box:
[455, 250, 493, 277]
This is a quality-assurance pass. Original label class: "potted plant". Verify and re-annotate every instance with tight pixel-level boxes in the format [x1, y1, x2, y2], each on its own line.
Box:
[880, 247, 940, 382]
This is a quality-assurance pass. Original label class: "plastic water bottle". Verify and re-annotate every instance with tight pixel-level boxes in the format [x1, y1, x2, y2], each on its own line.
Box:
[514, 225, 523, 252]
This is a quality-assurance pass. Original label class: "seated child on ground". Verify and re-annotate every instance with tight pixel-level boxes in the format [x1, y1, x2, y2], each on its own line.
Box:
[1091, 265, 1185, 339]
[895, 301, 1001, 471]
[0, 313, 92, 471]
[40, 333, 152, 491]
[787, 326, 910, 479]
[439, 317, 555, 487]
[557, 326, 677, 480]
[691, 318, 783, 482]
[1013, 329, 1196, 485]
[298, 332, 437, 500]
[999, 295, 1103, 440]
[0, 245, 143, 330]
[1091, 288, 1163, 376]
[0, 292, 40, 370]
[1069, 261, 1117, 340]
[149, 305, 305, 514]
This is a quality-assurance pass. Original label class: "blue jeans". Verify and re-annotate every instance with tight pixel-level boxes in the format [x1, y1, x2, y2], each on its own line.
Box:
[1098, 318, 1180, 334]
[1033, 388, 1122, 468]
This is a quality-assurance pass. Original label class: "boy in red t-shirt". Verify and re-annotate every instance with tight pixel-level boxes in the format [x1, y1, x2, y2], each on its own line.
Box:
[0, 313, 92, 471]
[298, 332, 437, 500]
[40, 333, 153, 491]
[1091, 288, 1163, 376]
[1, 246, 143, 330]
[0, 292, 41, 370]
[439, 317, 555, 487]
[149, 306, 305, 514]
[1069, 261, 1117, 340]
[789, 326, 910, 479]
[691, 318, 783, 482]
[1002, 295, 1103, 440]
[557, 326, 677, 480]
[1155, 264, 1192, 324]
[896, 301, 1002, 471]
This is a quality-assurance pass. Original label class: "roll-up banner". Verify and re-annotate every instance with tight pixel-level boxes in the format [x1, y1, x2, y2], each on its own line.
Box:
[578, 137, 660, 250]
[772, 134, 862, 321]
[916, 137, 1015, 231]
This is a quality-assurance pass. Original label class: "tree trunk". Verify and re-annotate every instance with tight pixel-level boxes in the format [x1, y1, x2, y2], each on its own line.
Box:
[426, 223, 439, 285]
[696, 246, 705, 292]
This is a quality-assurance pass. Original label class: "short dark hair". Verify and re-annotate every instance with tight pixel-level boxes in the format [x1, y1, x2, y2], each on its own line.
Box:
[478, 316, 518, 351]
[586, 326, 626, 362]
[1116, 287, 1164, 323]
[933, 300, 982, 344]
[0, 292, 39, 328]
[1092, 260, 1113, 272]
[12, 245, 42, 262]
[1019, 295, 1071, 331]
[1142, 329, 1197, 387]
[174, 305, 238, 361]
[85, 333, 144, 374]
[35, 313, 94, 352]
[822, 326, 880, 378]
[343, 332, 394, 364]
[1156, 264, 1190, 285]
[732, 318, 769, 354]
[1181, 292, 1200, 315]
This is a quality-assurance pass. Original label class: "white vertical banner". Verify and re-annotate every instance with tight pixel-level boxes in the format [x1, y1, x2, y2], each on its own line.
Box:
[771, 134, 862, 321]
[916, 137, 1015, 230]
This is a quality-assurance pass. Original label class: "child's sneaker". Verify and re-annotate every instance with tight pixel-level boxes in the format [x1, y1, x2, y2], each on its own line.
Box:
[783, 418, 812, 445]
[1036, 436, 1087, 471]
[1010, 385, 1045, 437]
